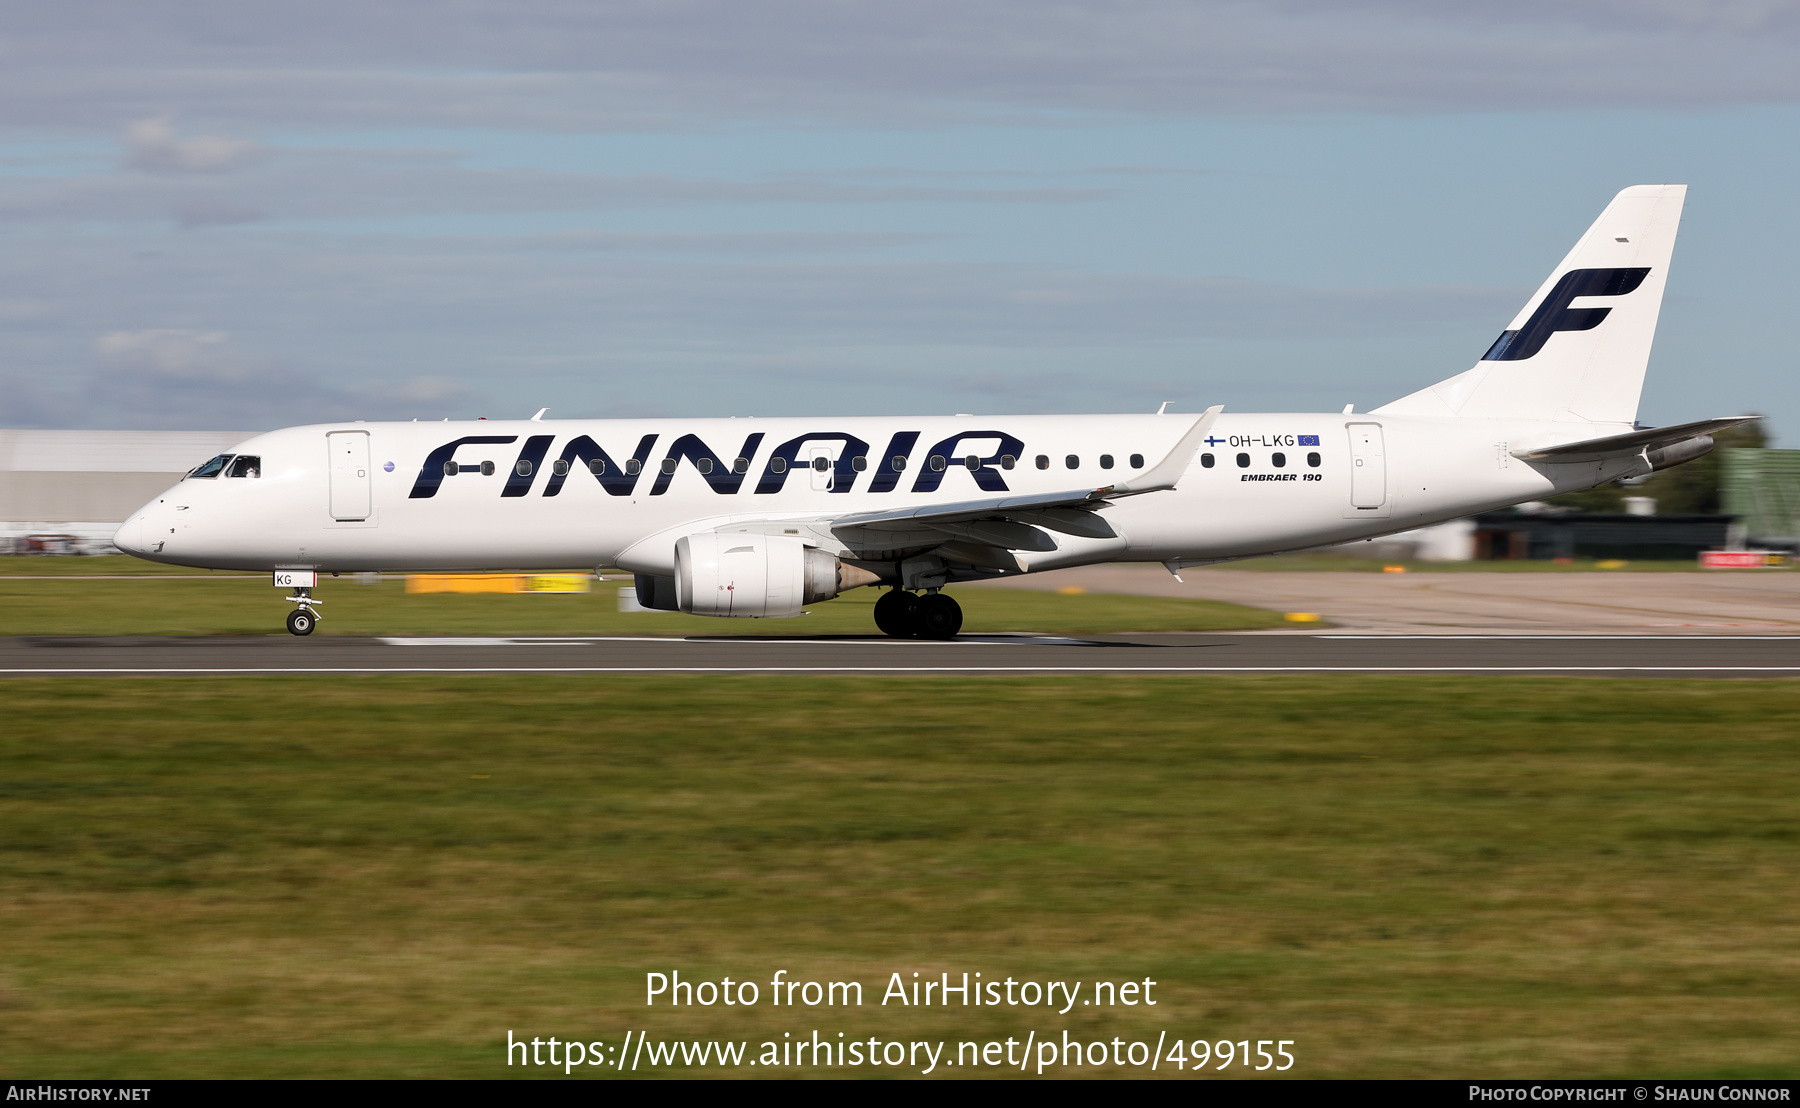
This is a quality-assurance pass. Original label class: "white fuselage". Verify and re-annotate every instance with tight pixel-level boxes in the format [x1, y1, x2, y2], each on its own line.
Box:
[115, 412, 1632, 577]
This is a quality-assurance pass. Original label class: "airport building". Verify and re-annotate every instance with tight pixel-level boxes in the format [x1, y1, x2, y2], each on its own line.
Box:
[1467, 511, 1735, 562]
[0, 429, 257, 553]
[1723, 448, 1800, 549]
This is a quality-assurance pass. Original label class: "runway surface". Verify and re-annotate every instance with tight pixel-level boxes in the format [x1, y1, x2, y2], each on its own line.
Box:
[4, 633, 1799, 677]
[969, 564, 1800, 634]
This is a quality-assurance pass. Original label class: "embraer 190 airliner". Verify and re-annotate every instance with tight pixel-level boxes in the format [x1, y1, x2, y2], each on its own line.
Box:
[116, 185, 1750, 638]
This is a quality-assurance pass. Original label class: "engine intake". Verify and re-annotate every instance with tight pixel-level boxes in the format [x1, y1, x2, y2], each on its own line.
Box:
[674, 533, 878, 617]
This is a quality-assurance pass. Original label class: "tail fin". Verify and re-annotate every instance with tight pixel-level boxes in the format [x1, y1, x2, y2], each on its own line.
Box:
[1375, 184, 1687, 424]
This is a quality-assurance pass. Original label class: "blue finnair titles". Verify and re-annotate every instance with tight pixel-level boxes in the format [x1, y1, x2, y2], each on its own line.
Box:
[409, 428, 1033, 500]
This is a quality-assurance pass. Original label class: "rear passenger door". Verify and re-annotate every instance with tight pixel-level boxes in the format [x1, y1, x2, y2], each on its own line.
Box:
[1346, 423, 1388, 516]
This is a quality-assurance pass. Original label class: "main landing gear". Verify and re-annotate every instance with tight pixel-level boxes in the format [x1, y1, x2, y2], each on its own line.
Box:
[285, 588, 321, 636]
[874, 589, 963, 640]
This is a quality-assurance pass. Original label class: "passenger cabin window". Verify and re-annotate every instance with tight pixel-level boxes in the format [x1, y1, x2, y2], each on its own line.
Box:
[1130, 453, 1144, 468]
[812, 456, 831, 472]
[1272, 452, 1286, 468]
[226, 455, 260, 478]
[1099, 454, 1114, 470]
[588, 458, 606, 475]
[188, 454, 230, 479]
[1201, 453, 1215, 468]
[929, 455, 947, 471]
[695, 458, 713, 474]
[553, 459, 570, 476]
[625, 458, 642, 475]
[479, 460, 496, 476]
[1307, 452, 1321, 467]
[516, 459, 534, 476]
[851, 456, 868, 471]
[964, 454, 980, 469]
[734, 456, 750, 473]
[1035, 455, 1049, 470]
[1000, 454, 1016, 470]
[662, 458, 679, 475]
[892, 455, 907, 471]
[1236, 453, 1250, 468]
[1065, 455, 1079, 469]
[769, 457, 786, 474]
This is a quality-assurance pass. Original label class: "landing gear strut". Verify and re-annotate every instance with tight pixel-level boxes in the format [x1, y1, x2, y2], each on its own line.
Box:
[874, 589, 962, 640]
[285, 587, 321, 636]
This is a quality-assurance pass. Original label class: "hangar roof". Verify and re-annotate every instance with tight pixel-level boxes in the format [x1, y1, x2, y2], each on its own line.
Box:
[0, 430, 260, 473]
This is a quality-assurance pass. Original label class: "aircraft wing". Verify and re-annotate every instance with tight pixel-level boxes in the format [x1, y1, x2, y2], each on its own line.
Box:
[826, 406, 1223, 552]
[1512, 415, 1758, 463]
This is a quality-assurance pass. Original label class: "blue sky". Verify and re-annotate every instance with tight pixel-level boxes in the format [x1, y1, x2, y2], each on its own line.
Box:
[1, 2, 1797, 439]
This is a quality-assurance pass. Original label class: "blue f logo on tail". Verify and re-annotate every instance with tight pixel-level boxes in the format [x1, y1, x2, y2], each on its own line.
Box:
[1482, 267, 1650, 362]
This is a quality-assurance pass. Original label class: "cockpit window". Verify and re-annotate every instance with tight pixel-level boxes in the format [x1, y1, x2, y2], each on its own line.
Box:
[227, 455, 261, 478]
[188, 454, 231, 479]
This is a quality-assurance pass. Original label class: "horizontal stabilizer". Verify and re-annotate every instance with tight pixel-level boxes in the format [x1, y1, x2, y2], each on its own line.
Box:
[1513, 416, 1758, 463]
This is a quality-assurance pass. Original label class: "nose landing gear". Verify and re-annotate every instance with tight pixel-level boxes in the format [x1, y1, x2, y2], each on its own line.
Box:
[873, 588, 962, 640]
[284, 588, 321, 636]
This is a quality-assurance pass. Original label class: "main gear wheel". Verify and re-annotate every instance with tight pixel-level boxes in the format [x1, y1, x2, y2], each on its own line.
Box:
[873, 589, 918, 638]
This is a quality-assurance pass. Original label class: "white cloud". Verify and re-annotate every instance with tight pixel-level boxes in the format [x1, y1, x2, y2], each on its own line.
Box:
[122, 117, 260, 173]
[0, 2, 1795, 131]
[96, 328, 256, 383]
[0, 146, 1101, 231]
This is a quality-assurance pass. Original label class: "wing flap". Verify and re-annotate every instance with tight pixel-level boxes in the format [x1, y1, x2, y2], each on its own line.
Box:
[832, 487, 1110, 530]
[931, 519, 1059, 552]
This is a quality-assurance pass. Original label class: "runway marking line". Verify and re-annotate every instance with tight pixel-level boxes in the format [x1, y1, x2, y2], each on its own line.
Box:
[1328, 635, 1800, 641]
[375, 635, 1088, 647]
[6, 666, 1800, 675]
[373, 634, 1800, 647]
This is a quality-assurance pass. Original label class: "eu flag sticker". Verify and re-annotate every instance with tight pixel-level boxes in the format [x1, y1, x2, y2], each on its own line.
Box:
[1298, 434, 1319, 446]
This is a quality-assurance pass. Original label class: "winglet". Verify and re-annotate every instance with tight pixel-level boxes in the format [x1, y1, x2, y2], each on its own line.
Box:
[1103, 404, 1223, 497]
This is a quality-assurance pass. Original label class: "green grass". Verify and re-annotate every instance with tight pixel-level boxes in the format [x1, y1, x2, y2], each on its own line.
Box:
[0, 562, 1285, 637]
[1217, 554, 1710, 572]
[0, 676, 1796, 1078]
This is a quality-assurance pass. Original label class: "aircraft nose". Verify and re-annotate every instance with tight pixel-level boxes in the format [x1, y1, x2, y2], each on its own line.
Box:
[113, 511, 150, 557]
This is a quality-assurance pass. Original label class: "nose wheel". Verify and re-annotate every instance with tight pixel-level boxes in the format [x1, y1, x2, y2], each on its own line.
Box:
[284, 588, 321, 636]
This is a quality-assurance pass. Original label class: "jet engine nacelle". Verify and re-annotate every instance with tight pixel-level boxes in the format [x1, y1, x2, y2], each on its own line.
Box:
[673, 532, 879, 617]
